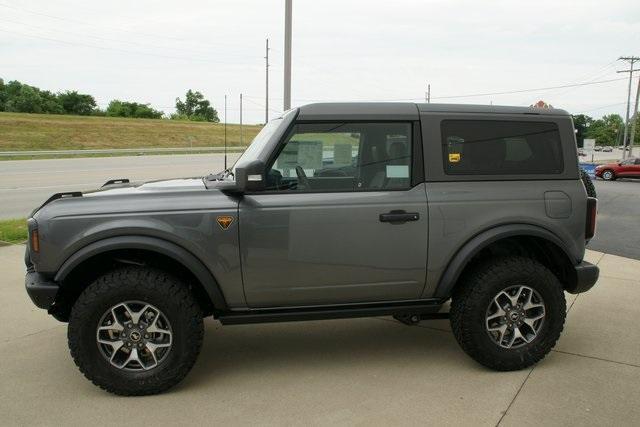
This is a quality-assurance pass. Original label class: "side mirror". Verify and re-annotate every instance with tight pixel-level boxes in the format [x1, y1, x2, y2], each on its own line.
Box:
[234, 160, 266, 193]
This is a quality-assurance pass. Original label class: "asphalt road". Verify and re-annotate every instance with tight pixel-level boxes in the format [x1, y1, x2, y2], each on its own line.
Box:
[0, 154, 239, 219]
[588, 178, 640, 260]
[1, 154, 638, 259]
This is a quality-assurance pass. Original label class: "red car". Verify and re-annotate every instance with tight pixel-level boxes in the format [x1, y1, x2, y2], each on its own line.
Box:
[595, 158, 640, 180]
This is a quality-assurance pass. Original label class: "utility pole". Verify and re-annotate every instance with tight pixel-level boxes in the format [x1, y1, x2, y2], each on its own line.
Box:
[224, 94, 227, 170]
[425, 84, 431, 103]
[283, 0, 292, 111]
[240, 93, 243, 147]
[629, 76, 640, 158]
[265, 38, 270, 123]
[617, 56, 640, 159]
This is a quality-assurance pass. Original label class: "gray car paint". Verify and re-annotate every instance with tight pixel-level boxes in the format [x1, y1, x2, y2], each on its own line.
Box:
[239, 184, 428, 307]
[32, 178, 246, 307]
[27, 102, 589, 313]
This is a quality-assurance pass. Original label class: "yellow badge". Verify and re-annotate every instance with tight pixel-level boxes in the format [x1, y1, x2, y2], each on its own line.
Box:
[216, 216, 234, 230]
[449, 153, 461, 163]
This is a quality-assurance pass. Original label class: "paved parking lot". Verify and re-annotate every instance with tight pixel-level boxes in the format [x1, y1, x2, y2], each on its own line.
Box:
[1, 244, 639, 426]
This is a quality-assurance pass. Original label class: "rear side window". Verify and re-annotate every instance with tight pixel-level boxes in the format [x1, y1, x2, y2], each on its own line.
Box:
[441, 120, 563, 175]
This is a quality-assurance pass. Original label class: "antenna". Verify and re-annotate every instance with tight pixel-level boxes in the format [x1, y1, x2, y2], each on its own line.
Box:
[224, 94, 227, 170]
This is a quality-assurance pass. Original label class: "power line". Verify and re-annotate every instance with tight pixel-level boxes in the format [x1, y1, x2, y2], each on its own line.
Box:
[0, 2, 260, 50]
[517, 60, 619, 104]
[0, 27, 258, 65]
[0, 18, 259, 60]
[575, 102, 627, 114]
[245, 76, 628, 104]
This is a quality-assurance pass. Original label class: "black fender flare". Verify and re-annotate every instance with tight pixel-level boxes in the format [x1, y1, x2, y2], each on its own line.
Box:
[434, 224, 576, 299]
[54, 235, 228, 311]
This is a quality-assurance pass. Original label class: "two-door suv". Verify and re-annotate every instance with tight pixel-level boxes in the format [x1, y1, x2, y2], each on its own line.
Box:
[25, 103, 599, 395]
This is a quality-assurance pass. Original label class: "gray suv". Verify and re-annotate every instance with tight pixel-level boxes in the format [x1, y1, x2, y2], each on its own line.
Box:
[25, 103, 599, 395]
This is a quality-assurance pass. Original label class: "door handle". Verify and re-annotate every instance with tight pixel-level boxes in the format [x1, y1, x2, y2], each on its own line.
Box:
[379, 210, 420, 223]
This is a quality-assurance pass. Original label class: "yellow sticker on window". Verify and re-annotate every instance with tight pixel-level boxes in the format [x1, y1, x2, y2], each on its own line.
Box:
[449, 153, 461, 163]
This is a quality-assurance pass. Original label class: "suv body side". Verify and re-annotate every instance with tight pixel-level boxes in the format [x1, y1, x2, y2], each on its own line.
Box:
[418, 105, 587, 297]
[27, 102, 592, 318]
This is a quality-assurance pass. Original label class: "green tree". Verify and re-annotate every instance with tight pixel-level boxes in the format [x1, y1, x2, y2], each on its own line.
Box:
[57, 91, 97, 115]
[572, 114, 594, 147]
[4, 84, 45, 113]
[0, 78, 6, 111]
[106, 100, 163, 119]
[173, 90, 219, 122]
[586, 114, 624, 146]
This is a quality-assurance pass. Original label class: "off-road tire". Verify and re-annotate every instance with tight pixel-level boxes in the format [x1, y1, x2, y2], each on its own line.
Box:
[68, 266, 204, 395]
[450, 256, 566, 371]
[580, 168, 597, 198]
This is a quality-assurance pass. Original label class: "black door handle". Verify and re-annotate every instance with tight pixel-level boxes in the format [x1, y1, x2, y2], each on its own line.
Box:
[379, 210, 420, 223]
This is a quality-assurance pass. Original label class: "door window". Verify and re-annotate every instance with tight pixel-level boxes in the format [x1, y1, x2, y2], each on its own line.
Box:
[265, 122, 412, 191]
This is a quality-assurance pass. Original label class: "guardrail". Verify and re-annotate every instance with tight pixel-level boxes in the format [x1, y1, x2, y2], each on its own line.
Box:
[0, 146, 249, 157]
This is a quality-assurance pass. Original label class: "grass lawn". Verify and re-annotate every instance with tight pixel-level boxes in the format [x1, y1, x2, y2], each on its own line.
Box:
[0, 218, 27, 244]
[0, 112, 262, 153]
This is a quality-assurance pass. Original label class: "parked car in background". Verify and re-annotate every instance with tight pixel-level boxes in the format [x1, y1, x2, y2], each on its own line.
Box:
[595, 158, 640, 180]
[602, 146, 613, 153]
[578, 149, 586, 157]
[594, 146, 602, 152]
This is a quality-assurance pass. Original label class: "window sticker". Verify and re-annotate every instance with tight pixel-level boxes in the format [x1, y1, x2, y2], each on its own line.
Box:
[333, 143, 352, 166]
[449, 153, 461, 163]
[276, 142, 299, 169]
[298, 140, 323, 169]
[386, 165, 409, 178]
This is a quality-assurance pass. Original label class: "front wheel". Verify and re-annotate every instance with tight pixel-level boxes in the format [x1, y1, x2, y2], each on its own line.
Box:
[450, 257, 566, 371]
[68, 267, 204, 395]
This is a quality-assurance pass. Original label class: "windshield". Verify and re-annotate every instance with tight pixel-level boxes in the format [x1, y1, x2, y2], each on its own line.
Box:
[231, 118, 283, 175]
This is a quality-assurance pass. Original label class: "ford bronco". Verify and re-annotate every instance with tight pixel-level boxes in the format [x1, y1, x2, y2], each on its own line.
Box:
[25, 103, 599, 395]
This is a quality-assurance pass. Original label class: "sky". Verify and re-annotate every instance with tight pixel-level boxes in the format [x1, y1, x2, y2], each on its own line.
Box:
[1, 0, 639, 124]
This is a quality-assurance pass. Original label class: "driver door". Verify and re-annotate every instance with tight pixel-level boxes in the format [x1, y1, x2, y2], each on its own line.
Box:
[238, 121, 429, 308]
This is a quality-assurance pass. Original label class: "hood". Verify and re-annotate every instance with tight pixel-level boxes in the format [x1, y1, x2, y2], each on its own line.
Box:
[30, 177, 211, 217]
[84, 177, 206, 197]
[595, 162, 618, 169]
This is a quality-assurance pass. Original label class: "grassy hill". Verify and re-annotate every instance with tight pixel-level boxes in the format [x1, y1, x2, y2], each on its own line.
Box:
[0, 112, 262, 153]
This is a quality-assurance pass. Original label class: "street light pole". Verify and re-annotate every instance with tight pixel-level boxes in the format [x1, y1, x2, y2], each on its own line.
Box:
[629, 76, 640, 158]
[265, 38, 270, 123]
[617, 56, 639, 159]
[283, 0, 292, 111]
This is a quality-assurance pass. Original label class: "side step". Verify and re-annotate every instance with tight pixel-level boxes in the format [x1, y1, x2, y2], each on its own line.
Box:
[218, 299, 445, 325]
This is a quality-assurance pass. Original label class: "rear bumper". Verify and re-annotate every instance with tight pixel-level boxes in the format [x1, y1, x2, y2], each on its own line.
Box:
[25, 271, 59, 310]
[567, 261, 599, 294]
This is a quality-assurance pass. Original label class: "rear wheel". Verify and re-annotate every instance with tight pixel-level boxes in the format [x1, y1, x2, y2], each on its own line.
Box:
[68, 266, 204, 395]
[601, 170, 615, 181]
[450, 257, 565, 371]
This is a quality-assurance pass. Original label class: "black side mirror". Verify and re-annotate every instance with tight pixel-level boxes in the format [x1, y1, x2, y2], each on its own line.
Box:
[234, 160, 266, 193]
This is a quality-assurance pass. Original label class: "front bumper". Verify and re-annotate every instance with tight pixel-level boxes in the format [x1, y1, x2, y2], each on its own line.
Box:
[567, 260, 599, 294]
[25, 271, 59, 309]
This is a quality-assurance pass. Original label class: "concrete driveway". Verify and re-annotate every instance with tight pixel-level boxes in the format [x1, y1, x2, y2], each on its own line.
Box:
[1, 245, 638, 426]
